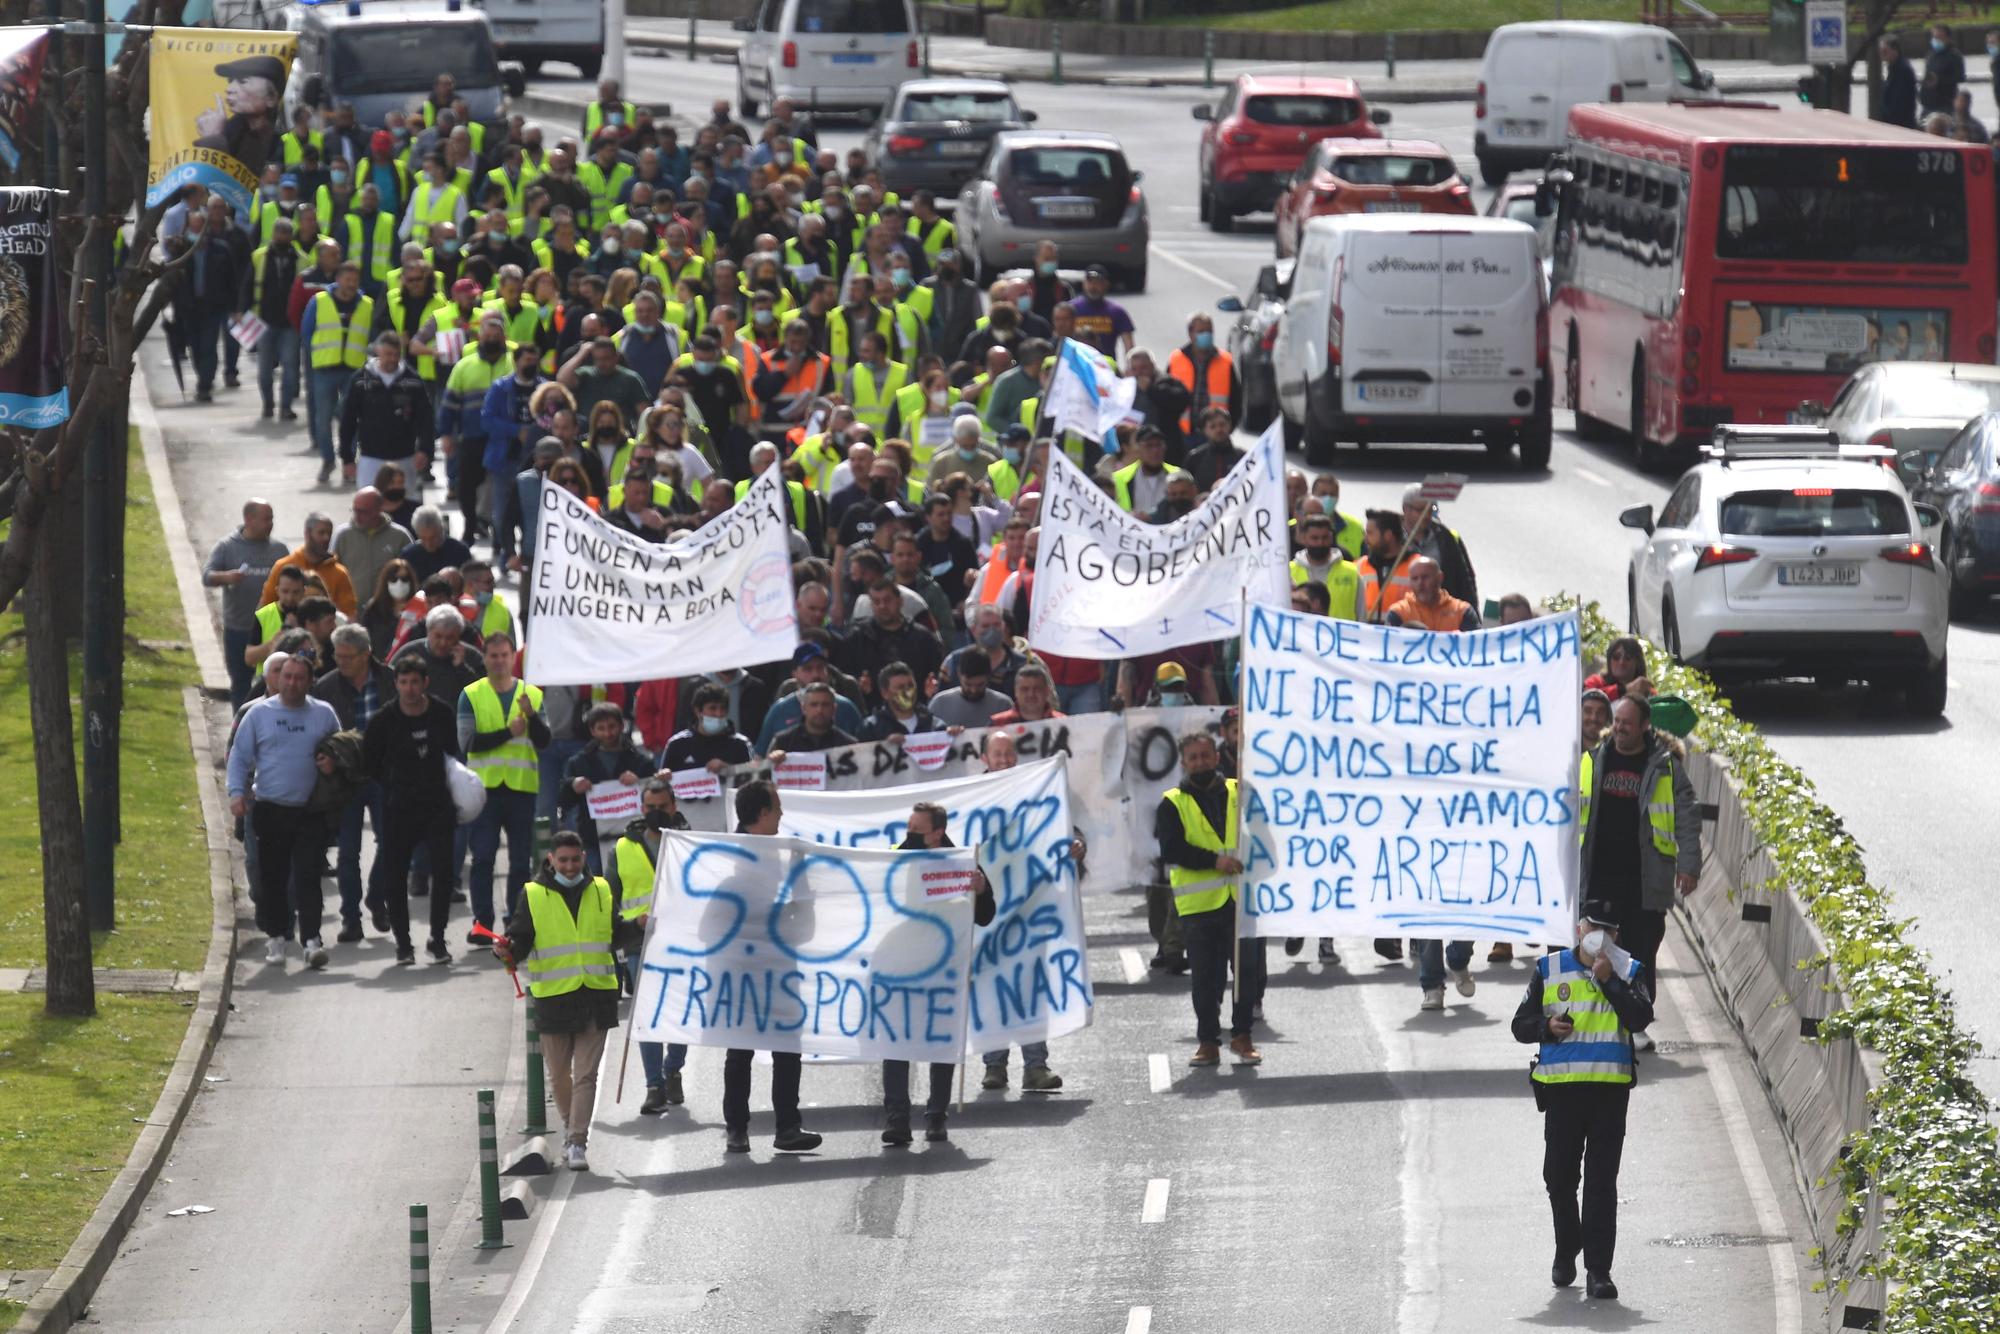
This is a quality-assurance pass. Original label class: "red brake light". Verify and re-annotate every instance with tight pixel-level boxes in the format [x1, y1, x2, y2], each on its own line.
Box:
[1129, 184, 1142, 205]
[1866, 430, 1893, 449]
[1694, 543, 1757, 572]
[1792, 487, 1833, 496]
[988, 184, 1010, 222]
[1880, 542, 1935, 570]
[782, 40, 798, 67]
[887, 134, 926, 156]
[1608, 83, 1625, 102]
[907, 39, 918, 67]
[1475, 79, 1487, 119]
[1973, 481, 2000, 514]
[1260, 323, 1279, 352]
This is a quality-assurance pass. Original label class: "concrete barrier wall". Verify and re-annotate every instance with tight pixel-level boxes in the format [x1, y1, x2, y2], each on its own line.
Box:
[1681, 750, 1887, 1331]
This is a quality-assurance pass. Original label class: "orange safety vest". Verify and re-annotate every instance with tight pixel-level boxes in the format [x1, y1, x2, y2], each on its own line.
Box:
[766, 351, 830, 420]
[1358, 553, 1416, 620]
[1166, 347, 1235, 432]
[737, 338, 764, 414]
[973, 549, 1016, 605]
[1384, 591, 1471, 632]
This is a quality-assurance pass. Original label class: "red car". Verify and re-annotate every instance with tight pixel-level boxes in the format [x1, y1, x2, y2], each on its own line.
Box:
[1193, 74, 1390, 234]
[1271, 138, 1474, 257]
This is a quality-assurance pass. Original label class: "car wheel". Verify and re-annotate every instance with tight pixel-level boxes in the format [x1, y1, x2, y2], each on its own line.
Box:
[520, 58, 543, 77]
[1198, 184, 1211, 223]
[1478, 154, 1507, 188]
[1123, 261, 1148, 294]
[1518, 414, 1553, 471]
[1907, 650, 1948, 718]
[1302, 390, 1335, 468]
[1627, 573, 1640, 635]
[577, 54, 601, 81]
[1944, 530, 1986, 619]
[738, 80, 759, 119]
[1209, 189, 1234, 234]
[1567, 335, 1607, 442]
[1661, 598, 1683, 662]
[1281, 409, 1303, 452]
[1629, 352, 1654, 469]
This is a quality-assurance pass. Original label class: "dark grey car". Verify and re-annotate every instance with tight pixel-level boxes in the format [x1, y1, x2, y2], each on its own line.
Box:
[862, 78, 1035, 202]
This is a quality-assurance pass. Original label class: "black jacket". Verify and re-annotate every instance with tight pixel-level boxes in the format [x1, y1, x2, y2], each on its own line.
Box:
[558, 741, 658, 846]
[312, 660, 397, 731]
[246, 243, 300, 327]
[856, 705, 941, 742]
[1154, 774, 1232, 874]
[1881, 58, 1919, 128]
[1921, 42, 1966, 114]
[339, 365, 433, 464]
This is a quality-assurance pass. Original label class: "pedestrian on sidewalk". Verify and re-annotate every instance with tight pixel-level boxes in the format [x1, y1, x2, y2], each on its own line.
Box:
[205, 497, 291, 710]
[460, 630, 548, 937]
[1512, 900, 1653, 1302]
[363, 655, 462, 964]
[609, 778, 689, 1115]
[227, 654, 341, 969]
[245, 216, 303, 421]
[722, 781, 824, 1155]
[313, 623, 395, 942]
[494, 831, 647, 1171]
[1156, 730, 1264, 1067]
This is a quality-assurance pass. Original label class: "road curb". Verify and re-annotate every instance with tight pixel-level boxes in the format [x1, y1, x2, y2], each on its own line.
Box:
[12, 374, 242, 1333]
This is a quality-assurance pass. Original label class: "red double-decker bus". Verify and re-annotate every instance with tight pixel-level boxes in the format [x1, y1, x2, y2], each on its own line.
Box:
[1550, 103, 1998, 460]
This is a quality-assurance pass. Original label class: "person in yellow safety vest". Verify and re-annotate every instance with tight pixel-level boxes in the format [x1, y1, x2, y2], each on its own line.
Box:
[412, 276, 485, 389]
[732, 441, 812, 530]
[614, 779, 692, 1114]
[1111, 427, 1172, 514]
[582, 78, 638, 141]
[1575, 694, 1700, 1052]
[889, 368, 947, 466]
[461, 631, 549, 935]
[250, 566, 309, 658]
[401, 153, 466, 246]
[1156, 731, 1265, 1067]
[417, 74, 456, 128]
[485, 144, 539, 227]
[578, 134, 635, 234]
[252, 175, 305, 247]
[378, 260, 447, 382]
[278, 109, 323, 168]
[1511, 900, 1655, 1300]
[315, 163, 358, 236]
[481, 265, 540, 350]
[1356, 508, 1418, 623]
[1287, 513, 1364, 621]
[1165, 315, 1243, 433]
[827, 276, 894, 377]
[984, 423, 1033, 502]
[844, 331, 908, 435]
[343, 183, 399, 290]
[793, 406, 856, 494]
[461, 558, 514, 643]
[904, 191, 956, 259]
[305, 262, 374, 481]
[492, 828, 646, 1173]
[1305, 476, 1366, 561]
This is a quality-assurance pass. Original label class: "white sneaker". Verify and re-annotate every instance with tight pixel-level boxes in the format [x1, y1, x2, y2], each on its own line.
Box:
[1633, 1030, 1654, 1052]
[563, 1142, 589, 1172]
[263, 936, 285, 965]
[1420, 987, 1445, 1011]
[304, 938, 329, 970]
[1450, 966, 1476, 997]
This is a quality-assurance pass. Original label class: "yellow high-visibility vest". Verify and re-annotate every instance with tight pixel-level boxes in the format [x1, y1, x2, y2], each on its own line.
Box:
[462, 677, 543, 793]
[308, 290, 373, 370]
[523, 879, 617, 997]
[1164, 780, 1238, 916]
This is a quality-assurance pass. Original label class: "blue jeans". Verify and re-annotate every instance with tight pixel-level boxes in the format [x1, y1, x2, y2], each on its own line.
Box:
[638, 1041, 688, 1085]
[308, 367, 350, 467]
[1415, 939, 1474, 992]
[257, 325, 300, 413]
[539, 737, 587, 823]
[982, 1041, 1050, 1070]
[223, 626, 256, 711]
[336, 781, 385, 925]
[1057, 678, 1106, 715]
[469, 785, 537, 927]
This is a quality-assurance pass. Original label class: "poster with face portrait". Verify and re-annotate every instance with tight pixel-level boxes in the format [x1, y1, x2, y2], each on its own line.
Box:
[0, 30, 48, 173]
[0, 189, 68, 428]
[146, 28, 296, 226]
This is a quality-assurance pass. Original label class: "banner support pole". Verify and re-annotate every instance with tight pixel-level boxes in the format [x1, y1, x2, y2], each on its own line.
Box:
[1231, 587, 1249, 1007]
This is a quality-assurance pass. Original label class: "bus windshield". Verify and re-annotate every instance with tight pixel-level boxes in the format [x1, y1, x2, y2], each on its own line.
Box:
[1717, 144, 1967, 265]
[332, 24, 500, 97]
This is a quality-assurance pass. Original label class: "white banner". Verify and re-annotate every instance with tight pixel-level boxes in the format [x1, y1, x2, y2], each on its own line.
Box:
[525, 466, 798, 686]
[1043, 337, 1135, 442]
[1237, 603, 1583, 944]
[632, 831, 979, 1063]
[1029, 421, 1291, 660]
[775, 757, 1093, 1051]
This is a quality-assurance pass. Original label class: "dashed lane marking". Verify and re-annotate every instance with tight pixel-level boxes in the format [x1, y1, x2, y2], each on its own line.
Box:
[1574, 465, 1613, 489]
[1148, 1052, 1171, 1094]
[1141, 1177, 1172, 1224]
[1148, 242, 1238, 291]
[1126, 1306, 1154, 1334]
[1121, 948, 1147, 985]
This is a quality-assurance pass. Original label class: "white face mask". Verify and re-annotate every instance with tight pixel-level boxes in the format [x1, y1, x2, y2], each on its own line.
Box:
[387, 580, 412, 599]
[1579, 929, 1609, 961]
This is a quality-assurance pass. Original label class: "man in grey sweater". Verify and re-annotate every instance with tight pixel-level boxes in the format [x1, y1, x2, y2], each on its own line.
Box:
[227, 654, 342, 968]
[204, 498, 291, 709]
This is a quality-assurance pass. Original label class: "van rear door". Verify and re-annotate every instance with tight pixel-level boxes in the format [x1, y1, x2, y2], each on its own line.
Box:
[1484, 29, 1560, 149]
[1434, 229, 1539, 418]
[1339, 227, 1444, 418]
[1556, 32, 1616, 111]
[788, 0, 912, 94]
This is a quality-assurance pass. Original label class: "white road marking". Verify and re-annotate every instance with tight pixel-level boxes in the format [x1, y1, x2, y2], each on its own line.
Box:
[1573, 465, 1613, 489]
[1663, 942, 1804, 1334]
[484, 1160, 577, 1334]
[1140, 1177, 1172, 1224]
[1148, 1052, 1172, 1093]
[1121, 947, 1147, 986]
[1125, 1306, 1154, 1334]
[1148, 241, 1238, 291]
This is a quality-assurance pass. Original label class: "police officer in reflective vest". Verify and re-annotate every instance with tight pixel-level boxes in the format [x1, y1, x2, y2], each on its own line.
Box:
[493, 830, 647, 1173]
[1511, 900, 1654, 1301]
[611, 778, 692, 1116]
[1155, 730, 1266, 1067]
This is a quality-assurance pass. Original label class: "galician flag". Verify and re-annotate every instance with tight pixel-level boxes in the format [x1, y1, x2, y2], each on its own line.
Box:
[1043, 337, 1137, 443]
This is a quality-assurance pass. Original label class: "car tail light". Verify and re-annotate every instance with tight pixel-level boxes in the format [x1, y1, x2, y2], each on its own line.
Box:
[907, 39, 919, 67]
[782, 40, 798, 67]
[1867, 430, 1893, 449]
[1608, 83, 1625, 102]
[1793, 487, 1833, 495]
[887, 134, 925, 156]
[1694, 543, 1756, 572]
[1260, 323, 1280, 353]
[1880, 542, 1935, 569]
[1973, 481, 2000, 514]
[1475, 79, 1486, 120]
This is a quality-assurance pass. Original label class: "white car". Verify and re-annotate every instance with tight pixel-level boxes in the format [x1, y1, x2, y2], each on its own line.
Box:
[1619, 426, 1949, 715]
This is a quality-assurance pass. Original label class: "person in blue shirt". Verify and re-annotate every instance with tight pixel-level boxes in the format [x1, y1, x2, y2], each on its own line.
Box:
[479, 344, 547, 536]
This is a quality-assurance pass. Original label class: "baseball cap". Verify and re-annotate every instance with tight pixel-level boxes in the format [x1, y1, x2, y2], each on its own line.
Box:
[1155, 662, 1187, 685]
[1578, 901, 1622, 929]
[370, 129, 394, 153]
[1083, 264, 1110, 280]
[1001, 423, 1033, 444]
[791, 641, 828, 665]
[1136, 424, 1165, 444]
[279, 174, 299, 189]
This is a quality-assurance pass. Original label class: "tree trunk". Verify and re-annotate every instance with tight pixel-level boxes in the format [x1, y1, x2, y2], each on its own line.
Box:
[24, 456, 94, 1018]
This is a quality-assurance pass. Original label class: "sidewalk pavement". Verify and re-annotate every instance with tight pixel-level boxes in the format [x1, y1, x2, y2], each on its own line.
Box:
[614, 16, 1820, 101]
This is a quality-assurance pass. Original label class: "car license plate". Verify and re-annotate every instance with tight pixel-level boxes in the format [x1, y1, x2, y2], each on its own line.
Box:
[1356, 382, 1421, 402]
[831, 52, 877, 64]
[1777, 562, 1859, 586]
[939, 140, 986, 156]
[492, 19, 532, 31]
[1364, 202, 1422, 213]
[1039, 201, 1095, 219]
[1500, 119, 1544, 139]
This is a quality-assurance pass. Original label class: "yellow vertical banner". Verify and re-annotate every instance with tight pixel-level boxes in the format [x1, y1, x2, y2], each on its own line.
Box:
[145, 27, 297, 224]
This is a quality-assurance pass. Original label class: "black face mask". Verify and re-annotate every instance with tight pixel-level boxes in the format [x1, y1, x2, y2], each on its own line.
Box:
[379, 488, 406, 504]
[645, 809, 677, 831]
[1184, 767, 1218, 788]
[868, 479, 895, 500]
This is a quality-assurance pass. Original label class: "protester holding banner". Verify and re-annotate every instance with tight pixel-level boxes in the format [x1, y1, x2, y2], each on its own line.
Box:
[1156, 731, 1263, 1067]
[558, 702, 656, 871]
[976, 734, 1070, 1091]
[609, 780, 691, 1116]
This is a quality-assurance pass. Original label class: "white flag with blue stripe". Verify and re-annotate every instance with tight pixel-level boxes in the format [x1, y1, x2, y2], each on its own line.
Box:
[1043, 337, 1137, 443]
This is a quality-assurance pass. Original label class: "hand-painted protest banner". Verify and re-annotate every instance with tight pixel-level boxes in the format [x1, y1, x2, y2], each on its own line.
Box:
[0, 190, 67, 428]
[1238, 603, 1582, 944]
[633, 831, 978, 1063]
[0, 30, 49, 173]
[526, 465, 797, 686]
[774, 757, 1092, 1051]
[1043, 337, 1136, 443]
[1030, 421, 1290, 660]
[146, 28, 297, 226]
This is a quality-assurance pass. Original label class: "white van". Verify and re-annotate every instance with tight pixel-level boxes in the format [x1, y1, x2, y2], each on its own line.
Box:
[471, 0, 604, 80]
[735, 0, 920, 119]
[1273, 215, 1552, 470]
[1474, 21, 1712, 185]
